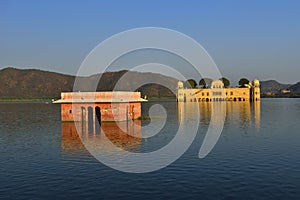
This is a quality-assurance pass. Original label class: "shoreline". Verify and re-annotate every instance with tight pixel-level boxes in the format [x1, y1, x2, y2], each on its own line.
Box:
[0, 98, 56, 103]
[0, 96, 299, 103]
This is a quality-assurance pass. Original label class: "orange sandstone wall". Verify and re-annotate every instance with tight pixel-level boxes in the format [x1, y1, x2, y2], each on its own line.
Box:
[61, 91, 142, 100]
[61, 102, 142, 122]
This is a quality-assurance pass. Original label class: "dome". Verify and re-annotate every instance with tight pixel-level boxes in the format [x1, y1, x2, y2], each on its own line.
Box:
[211, 80, 224, 89]
[177, 81, 184, 88]
[253, 79, 260, 87]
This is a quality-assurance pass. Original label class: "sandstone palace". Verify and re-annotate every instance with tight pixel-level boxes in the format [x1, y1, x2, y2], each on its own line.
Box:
[177, 79, 260, 102]
[53, 91, 147, 122]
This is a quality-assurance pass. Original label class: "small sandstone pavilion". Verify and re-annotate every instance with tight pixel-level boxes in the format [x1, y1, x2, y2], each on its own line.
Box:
[53, 91, 147, 122]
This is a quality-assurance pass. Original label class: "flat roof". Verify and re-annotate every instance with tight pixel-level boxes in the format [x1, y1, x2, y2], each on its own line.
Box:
[53, 98, 147, 104]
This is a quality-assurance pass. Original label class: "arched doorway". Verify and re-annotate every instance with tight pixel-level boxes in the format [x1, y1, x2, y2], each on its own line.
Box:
[95, 106, 101, 123]
[88, 106, 93, 133]
[95, 106, 101, 133]
[81, 107, 86, 122]
[81, 107, 86, 133]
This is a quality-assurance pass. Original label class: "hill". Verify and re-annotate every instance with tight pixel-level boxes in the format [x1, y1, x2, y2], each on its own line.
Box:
[260, 80, 300, 97]
[0, 68, 177, 99]
[0, 67, 299, 99]
[260, 80, 291, 93]
[0, 68, 75, 98]
[289, 82, 300, 93]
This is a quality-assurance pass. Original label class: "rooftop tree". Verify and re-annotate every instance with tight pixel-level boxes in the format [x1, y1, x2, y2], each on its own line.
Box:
[220, 77, 230, 88]
[185, 79, 197, 88]
[199, 78, 213, 88]
[238, 78, 250, 88]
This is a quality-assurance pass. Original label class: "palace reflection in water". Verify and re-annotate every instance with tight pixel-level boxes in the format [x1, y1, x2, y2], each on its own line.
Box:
[178, 101, 261, 131]
[62, 101, 260, 154]
[61, 120, 142, 154]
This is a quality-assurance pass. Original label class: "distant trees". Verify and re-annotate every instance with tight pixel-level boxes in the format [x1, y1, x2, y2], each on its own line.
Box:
[238, 78, 250, 88]
[220, 77, 230, 88]
[182, 77, 250, 89]
[199, 78, 213, 88]
[185, 79, 197, 88]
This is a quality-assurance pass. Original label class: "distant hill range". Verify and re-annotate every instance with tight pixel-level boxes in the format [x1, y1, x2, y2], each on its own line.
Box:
[0, 67, 177, 99]
[0, 67, 299, 99]
[260, 80, 300, 96]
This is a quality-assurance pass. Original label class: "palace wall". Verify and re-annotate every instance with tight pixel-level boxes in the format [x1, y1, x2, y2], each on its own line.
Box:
[177, 80, 260, 102]
[54, 91, 145, 122]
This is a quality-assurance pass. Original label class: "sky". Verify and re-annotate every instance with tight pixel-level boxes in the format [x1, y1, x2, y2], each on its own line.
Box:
[0, 0, 299, 84]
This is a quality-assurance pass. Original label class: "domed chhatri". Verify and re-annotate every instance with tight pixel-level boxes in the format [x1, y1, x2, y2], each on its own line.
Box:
[177, 81, 184, 89]
[211, 80, 224, 89]
[177, 79, 260, 102]
[253, 79, 260, 87]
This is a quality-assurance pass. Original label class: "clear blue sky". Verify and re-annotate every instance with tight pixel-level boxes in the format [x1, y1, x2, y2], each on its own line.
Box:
[0, 0, 299, 84]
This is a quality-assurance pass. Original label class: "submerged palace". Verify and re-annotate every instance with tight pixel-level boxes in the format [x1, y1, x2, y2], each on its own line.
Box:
[53, 91, 147, 122]
[177, 79, 260, 102]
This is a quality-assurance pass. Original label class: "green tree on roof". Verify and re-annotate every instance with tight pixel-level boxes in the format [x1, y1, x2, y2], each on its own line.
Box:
[220, 77, 230, 88]
[185, 79, 197, 88]
[238, 78, 250, 88]
[199, 78, 213, 88]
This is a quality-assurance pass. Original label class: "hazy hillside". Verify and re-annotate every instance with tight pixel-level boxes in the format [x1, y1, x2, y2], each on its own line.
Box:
[260, 80, 300, 94]
[288, 82, 300, 93]
[0, 67, 299, 99]
[0, 68, 177, 98]
[0, 68, 75, 98]
[260, 80, 291, 93]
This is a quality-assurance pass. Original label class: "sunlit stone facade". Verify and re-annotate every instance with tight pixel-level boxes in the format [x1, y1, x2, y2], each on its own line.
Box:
[53, 91, 147, 122]
[177, 79, 260, 102]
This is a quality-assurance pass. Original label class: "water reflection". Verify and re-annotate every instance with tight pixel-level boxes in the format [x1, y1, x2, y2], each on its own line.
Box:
[62, 101, 260, 161]
[61, 121, 142, 154]
[178, 101, 261, 132]
[61, 123, 85, 153]
[253, 100, 261, 131]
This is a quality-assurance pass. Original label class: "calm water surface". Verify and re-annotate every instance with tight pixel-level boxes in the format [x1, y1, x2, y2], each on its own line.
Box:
[1, 99, 300, 199]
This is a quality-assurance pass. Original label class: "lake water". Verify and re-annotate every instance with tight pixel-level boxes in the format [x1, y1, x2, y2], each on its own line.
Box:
[1, 99, 300, 199]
